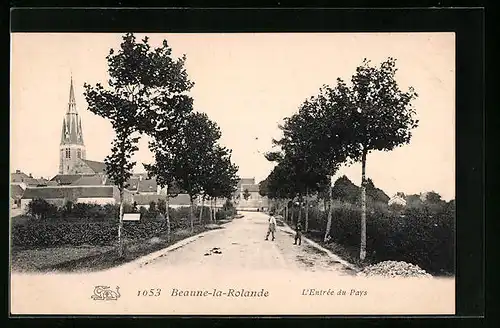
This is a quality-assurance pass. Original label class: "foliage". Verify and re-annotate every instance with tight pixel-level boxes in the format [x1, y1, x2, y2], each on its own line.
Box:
[304, 201, 454, 275]
[242, 188, 251, 200]
[27, 198, 59, 220]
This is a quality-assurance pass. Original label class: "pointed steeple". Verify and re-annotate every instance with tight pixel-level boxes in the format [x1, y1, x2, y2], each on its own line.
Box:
[67, 74, 77, 114]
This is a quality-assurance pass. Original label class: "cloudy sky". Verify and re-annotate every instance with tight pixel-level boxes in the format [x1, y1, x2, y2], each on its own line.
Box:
[10, 32, 455, 200]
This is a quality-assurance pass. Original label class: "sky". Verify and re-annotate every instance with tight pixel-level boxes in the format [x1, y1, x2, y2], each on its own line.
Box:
[10, 32, 455, 200]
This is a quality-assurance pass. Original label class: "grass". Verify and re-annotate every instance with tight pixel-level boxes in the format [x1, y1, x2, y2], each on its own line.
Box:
[11, 217, 233, 273]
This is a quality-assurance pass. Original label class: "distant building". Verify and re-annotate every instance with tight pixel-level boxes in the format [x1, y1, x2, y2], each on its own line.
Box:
[234, 178, 268, 211]
[20, 185, 134, 212]
[388, 193, 407, 207]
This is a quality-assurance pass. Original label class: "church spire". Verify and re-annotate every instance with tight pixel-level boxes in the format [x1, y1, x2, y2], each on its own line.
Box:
[67, 74, 77, 114]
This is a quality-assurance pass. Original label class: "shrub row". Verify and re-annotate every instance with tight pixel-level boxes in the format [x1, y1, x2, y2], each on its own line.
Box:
[284, 201, 455, 275]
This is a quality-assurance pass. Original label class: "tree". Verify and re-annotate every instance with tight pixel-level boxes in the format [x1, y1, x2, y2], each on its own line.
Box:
[258, 178, 269, 197]
[242, 188, 251, 201]
[171, 112, 222, 232]
[202, 145, 239, 222]
[325, 58, 418, 260]
[84, 33, 193, 257]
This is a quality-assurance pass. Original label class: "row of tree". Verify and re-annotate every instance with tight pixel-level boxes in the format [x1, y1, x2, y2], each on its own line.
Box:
[261, 57, 419, 260]
[83, 33, 239, 256]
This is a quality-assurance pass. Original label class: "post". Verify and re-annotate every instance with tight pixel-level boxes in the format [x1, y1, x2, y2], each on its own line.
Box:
[324, 176, 333, 243]
[190, 197, 194, 233]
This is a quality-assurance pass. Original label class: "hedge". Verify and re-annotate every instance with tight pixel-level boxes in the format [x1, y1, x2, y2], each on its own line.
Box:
[284, 201, 455, 275]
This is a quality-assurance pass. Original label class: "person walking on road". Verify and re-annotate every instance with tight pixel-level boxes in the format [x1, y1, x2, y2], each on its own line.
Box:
[265, 211, 277, 241]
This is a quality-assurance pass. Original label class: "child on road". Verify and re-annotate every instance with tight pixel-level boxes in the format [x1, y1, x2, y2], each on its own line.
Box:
[294, 221, 302, 246]
[265, 212, 277, 241]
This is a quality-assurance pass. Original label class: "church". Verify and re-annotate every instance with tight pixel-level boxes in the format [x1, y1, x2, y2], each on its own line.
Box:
[16, 77, 267, 213]
[18, 77, 189, 212]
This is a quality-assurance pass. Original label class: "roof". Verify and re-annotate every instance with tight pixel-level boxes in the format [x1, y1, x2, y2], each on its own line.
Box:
[22, 186, 115, 199]
[81, 159, 106, 174]
[10, 184, 25, 199]
[71, 175, 105, 186]
[60, 77, 84, 146]
[11, 172, 30, 183]
[137, 179, 157, 193]
[50, 174, 84, 185]
[238, 178, 255, 186]
[241, 184, 259, 193]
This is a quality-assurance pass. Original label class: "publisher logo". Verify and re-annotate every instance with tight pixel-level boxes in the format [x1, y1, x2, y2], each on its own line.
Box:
[91, 286, 121, 301]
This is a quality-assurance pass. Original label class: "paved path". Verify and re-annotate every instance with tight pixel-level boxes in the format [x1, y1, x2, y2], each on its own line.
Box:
[116, 211, 355, 275]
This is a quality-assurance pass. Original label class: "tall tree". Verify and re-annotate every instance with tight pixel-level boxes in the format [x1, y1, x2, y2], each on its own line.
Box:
[84, 33, 193, 257]
[172, 112, 222, 232]
[327, 58, 418, 260]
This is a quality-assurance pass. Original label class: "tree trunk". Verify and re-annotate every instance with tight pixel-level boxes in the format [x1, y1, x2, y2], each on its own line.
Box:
[305, 188, 309, 232]
[214, 198, 217, 223]
[324, 176, 333, 243]
[285, 202, 288, 222]
[209, 198, 213, 222]
[190, 198, 194, 233]
[323, 199, 327, 212]
[298, 195, 302, 226]
[199, 197, 205, 223]
[118, 189, 124, 258]
[360, 148, 368, 260]
[166, 194, 171, 242]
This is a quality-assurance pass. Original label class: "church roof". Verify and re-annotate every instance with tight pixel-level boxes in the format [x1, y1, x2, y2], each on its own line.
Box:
[81, 159, 106, 174]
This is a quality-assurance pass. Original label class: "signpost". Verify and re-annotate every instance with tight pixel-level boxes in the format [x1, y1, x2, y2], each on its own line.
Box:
[123, 213, 141, 221]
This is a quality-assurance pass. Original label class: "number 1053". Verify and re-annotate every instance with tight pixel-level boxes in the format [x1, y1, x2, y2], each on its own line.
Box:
[137, 288, 161, 296]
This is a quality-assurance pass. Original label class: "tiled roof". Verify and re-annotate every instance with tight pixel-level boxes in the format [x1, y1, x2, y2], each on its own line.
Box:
[22, 186, 115, 199]
[81, 159, 106, 174]
[241, 184, 259, 192]
[10, 184, 25, 199]
[50, 174, 84, 185]
[71, 175, 104, 186]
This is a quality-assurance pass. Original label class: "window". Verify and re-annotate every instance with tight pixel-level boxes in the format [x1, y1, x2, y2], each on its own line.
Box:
[65, 148, 71, 158]
[77, 149, 81, 159]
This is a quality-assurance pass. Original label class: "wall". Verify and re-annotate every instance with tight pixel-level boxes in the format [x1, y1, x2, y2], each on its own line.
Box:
[59, 144, 86, 175]
[75, 197, 116, 205]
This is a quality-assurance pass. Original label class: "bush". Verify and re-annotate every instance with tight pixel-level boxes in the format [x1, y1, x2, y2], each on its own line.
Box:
[305, 201, 455, 275]
[28, 198, 59, 220]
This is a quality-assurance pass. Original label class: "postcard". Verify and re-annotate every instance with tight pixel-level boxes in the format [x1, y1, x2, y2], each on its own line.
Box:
[10, 32, 455, 315]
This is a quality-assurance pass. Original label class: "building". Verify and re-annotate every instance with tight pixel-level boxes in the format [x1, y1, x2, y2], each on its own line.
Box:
[59, 76, 86, 175]
[388, 193, 407, 207]
[20, 185, 132, 212]
[234, 178, 268, 211]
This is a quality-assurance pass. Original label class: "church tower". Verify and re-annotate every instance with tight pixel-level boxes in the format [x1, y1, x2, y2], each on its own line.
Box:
[59, 76, 86, 174]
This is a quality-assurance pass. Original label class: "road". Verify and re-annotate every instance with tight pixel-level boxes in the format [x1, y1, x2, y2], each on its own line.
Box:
[116, 211, 356, 275]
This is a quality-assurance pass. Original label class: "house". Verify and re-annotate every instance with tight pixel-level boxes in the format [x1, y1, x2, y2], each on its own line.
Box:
[20, 185, 134, 213]
[10, 184, 25, 208]
[388, 194, 407, 207]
